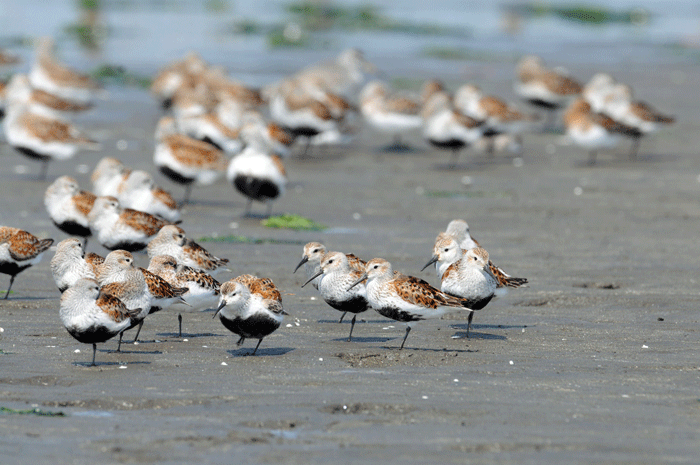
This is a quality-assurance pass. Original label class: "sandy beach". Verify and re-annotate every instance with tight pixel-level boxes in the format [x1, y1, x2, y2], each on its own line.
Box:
[0, 53, 699, 465]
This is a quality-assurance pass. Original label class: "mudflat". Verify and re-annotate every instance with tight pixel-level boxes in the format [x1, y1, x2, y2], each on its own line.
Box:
[0, 62, 698, 464]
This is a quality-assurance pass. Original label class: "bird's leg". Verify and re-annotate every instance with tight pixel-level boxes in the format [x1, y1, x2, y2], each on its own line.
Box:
[244, 198, 253, 217]
[182, 184, 193, 206]
[3, 275, 15, 299]
[588, 150, 597, 166]
[399, 326, 412, 350]
[178, 313, 183, 338]
[132, 320, 144, 343]
[116, 332, 123, 352]
[347, 315, 357, 342]
[265, 201, 273, 218]
[630, 137, 641, 160]
[338, 312, 347, 323]
[466, 312, 474, 338]
[251, 338, 263, 355]
[449, 148, 460, 169]
[236, 336, 245, 346]
[91, 343, 97, 366]
[39, 160, 49, 181]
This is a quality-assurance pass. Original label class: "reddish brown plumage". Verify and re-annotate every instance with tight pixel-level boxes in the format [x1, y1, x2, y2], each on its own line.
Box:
[152, 187, 178, 210]
[20, 113, 96, 144]
[232, 274, 282, 302]
[33, 89, 92, 112]
[392, 274, 469, 309]
[140, 268, 188, 298]
[384, 96, 421, 115]
[73, 190, 96, 216]
[267, 123, 294, 146]
[629, 101, 675, 124]
[162, 134, 228, 169]
[119, 209, 171, 236]
[0, 227, 54, 261]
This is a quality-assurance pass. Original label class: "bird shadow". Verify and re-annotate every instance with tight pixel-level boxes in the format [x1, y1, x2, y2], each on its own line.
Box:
[226, 347, 294, 357]
[156, 332, 220, 339]
[106, 349, 164, 355]
[382, 344, 478, 353]
[181, 198, 235, 208]
[72, 360, 152, 367]
[379, 143, 420, 154]
[317, 318, 387, 324]
[332, 336, 394, 343]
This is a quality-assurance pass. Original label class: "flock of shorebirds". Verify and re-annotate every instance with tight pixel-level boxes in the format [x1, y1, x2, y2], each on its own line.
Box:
[0, 39, 675, 366]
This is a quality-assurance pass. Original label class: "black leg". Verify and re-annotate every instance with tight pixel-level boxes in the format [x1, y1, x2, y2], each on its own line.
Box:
[588, 150, 597, 166]
[466, 312, 474, 338]
[338, 312, 347, 323]
[347, 315, 357, 342]
[39, 160, 49, 181]
[178, 313, 183, 338]
[4, 275, 15, 299]
[300, 137, 311, 158]
[91, 343, 97, 366]
[236, 336, 245, 346]
[251, 338, 263, 355]
[116, 332, 123, 352]
[630, 137, 641, 160]
[132, 320, 144, 343]
[399, 326, 411, 350]
[182, 184, 193, 206]
[83, 237, 89, 250]
[449, 148, 460, 168]
[244, 198, 253, 217]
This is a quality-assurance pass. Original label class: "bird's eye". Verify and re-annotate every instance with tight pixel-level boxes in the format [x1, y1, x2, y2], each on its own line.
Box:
[444, 248, 449, 252]
[373, 265, 378, 269]
[313, 249, 319, 253]
[328, 259, 334, 264]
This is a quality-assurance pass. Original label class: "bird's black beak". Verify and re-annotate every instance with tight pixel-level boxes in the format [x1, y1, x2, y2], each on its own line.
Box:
[293, 256, 308, 273]
[421, 255, 439, 272]
[212, 300, 226, 318]
[347, 273, 368, 291]
[302, 270, 323, 288]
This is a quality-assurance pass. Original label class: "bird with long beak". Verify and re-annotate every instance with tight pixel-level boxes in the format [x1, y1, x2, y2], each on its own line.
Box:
[294, 242, 366, 324]
[213, 275, 287, 355]
[347, 258, 476, 350]
[422, 240, 499, 337]
[302, 251, 371, 341]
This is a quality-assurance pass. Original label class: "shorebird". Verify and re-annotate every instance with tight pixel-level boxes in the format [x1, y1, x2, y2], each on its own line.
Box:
[422, 88, 484, 167]
[91, 157, 131, 197]
[97, 250, 152, 348]
[154, 116, 229, 204]
[514, 55, 582, 130]
[3, 102, 100, 180]
[422, 237, 498, 337]
[239, 112, 294, 158]
[348, 258, 475, 349]
[360, 80, 423, 149]
[214, 275, 288, 355]
[302, 251, 370, 341]
[294, 242, 366, 323]
[29, 37, 104, 105]
[148, 254, 220, 337]
[5, 74, 92, 121]
[563, 98, 640, 165]
[88, 196, 173, 252]
[0, 226, 54, 299]
[60, 278, 143, 366]
[147, 225, 229, 277]
[51, 238, 96, 293]
[44, 176, 96, 245]
[151, 51, 208, 110]
[582, 73, 617, 113]
[602, 83, 675, 159]
[116, 170, 181, 223]
[441, 220, 528, 289]
[454, 84, 537, 155]
[226, 146, 287, 217]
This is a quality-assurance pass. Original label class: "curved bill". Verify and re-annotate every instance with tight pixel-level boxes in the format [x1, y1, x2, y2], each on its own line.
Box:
[420, 255, 439, 272]
[302, 270, 323, 288]
[293, 256, 308, 273]
[212, 300, 226, 318]
[346, 273, 368, 291]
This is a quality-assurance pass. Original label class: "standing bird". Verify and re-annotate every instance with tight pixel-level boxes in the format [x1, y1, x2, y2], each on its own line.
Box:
[91, 157, 130, 197]
[50, 238, 96, 293]
[147, 225, 229, 277]
[360, 81, 423, 149]
[0, 226, 53, 299]
[226, 146, 287, 217]
[97, 251, 152, 349]
[563, 98, 640, 165]
[116, 170, 181, 223]
[44, 176, 96, 246]
[302, 251, 370, 341]
[422, 238, 498, 337]
[60, 279, 143, 366]
[293, 242, 366, 323]
[214, 275, 287, 355]
[148, 254, 220, 337]
[154, 116, 229, 205]
[514, 55, 582, 130]
[88, 197, 173, 252]
[348, 258, 475, 350]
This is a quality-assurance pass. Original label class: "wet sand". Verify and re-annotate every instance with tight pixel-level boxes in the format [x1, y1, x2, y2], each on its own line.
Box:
[0, 61, 699, 464]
